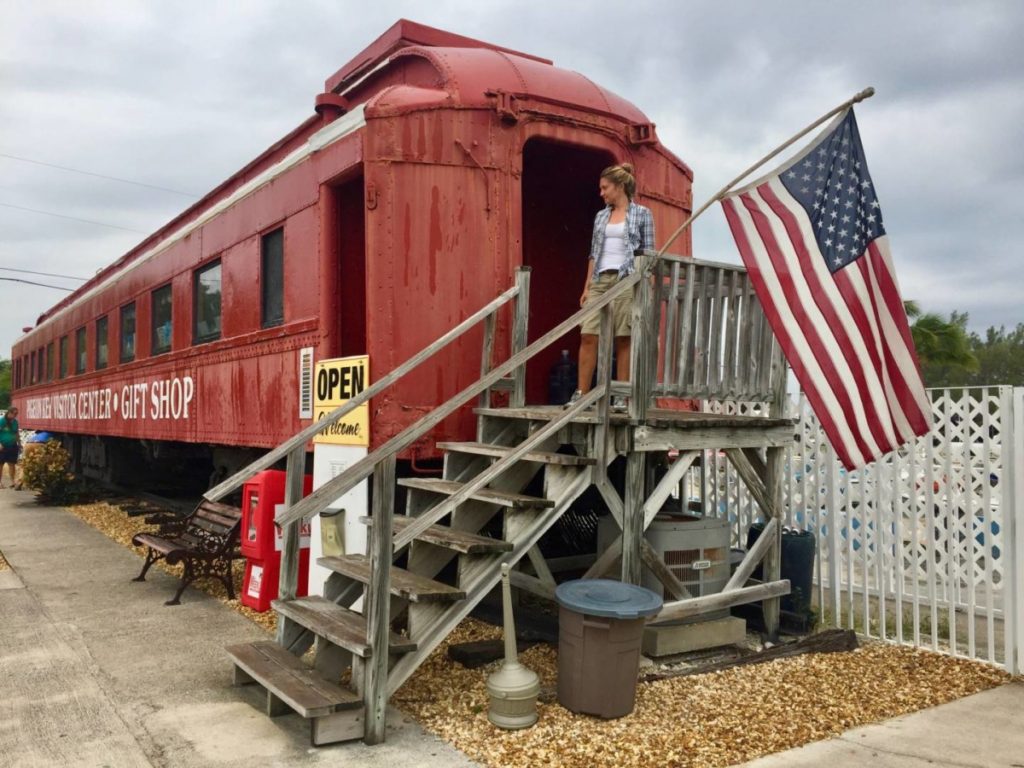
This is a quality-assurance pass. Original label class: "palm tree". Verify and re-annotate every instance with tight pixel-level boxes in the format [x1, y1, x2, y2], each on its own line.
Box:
[904, 301, 978, 371]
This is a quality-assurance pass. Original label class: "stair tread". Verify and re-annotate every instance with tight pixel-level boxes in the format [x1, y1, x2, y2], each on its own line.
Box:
[398, 478, 554, 509]
[383, 516, 512, 554]
[271, 595, 416, 657]
[437, 441, 596, 466]
[225, 640, 359, 718]
[317, 554, 466, 602]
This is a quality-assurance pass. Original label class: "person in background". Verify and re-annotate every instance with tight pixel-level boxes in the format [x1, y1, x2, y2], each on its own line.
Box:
[567, 163, 655, 412]
[0, 407, 21, 489]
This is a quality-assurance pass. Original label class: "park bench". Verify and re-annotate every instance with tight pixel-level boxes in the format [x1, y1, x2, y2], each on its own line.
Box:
[131, 499, 243, 605]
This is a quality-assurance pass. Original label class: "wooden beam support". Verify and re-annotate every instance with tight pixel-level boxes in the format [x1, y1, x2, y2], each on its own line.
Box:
[621, 443, 644, 585]
[634, 424, 794, 452]
[276, 445, 307, 648]
[508, 569, 557, 601]
[526, 545, 557, 589]
[640, 540, 691, 600]
[723, 448, 778, 519]
[762, 446, 785, 639]
[651, 579, 790, 625]
[723, 517, 777, 591]
[642, 450, 700, 529]
[584, 535, 622, 579]
[363, 455, 395, 746]
[595, 475, 624, 530]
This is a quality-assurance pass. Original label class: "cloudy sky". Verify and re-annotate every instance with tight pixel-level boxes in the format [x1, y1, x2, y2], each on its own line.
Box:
[2, 0, 1021, 361]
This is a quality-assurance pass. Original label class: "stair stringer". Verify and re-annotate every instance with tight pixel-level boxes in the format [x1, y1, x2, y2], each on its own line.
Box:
[385, 463, 593, 698]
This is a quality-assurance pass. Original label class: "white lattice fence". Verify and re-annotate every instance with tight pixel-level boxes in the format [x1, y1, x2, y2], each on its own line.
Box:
[693, 387, 1023, 673]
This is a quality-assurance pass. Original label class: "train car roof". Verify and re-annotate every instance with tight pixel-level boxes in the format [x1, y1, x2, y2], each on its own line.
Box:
[20, 19, 688, 344]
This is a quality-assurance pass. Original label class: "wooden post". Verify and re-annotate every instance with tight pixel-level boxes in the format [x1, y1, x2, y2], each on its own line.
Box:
[762, 362, 789, 638]
[511, 267, 531, 408]
[621, 434, 644, 585]
[762, 446, 784, 639]
[477, 311, 496, 441]
[364, 455, 396, 745]
[629, 254, 654, 422]
[594, 304, 614, 479]
[276, 445, 307, 647]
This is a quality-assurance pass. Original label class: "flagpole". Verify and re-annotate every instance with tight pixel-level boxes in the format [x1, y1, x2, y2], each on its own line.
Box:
[656, 86, 876, 257]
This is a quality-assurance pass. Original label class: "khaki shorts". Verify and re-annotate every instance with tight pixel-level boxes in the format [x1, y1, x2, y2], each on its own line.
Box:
[581, 272, 632, 336]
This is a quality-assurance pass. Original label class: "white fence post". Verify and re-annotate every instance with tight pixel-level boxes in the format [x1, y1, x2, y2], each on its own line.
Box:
[1005, 386, 1024, 674]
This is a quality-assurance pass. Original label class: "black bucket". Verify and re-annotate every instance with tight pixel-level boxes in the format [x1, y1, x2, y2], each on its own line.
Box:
[740, 522, 816, 629]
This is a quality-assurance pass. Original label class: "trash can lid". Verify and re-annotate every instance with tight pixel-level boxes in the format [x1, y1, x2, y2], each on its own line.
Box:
[555, 579, 663, 619]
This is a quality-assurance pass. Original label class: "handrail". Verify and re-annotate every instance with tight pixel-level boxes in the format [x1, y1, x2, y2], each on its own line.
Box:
[277, 270, 641, 526]
[205, 282, 523, 502]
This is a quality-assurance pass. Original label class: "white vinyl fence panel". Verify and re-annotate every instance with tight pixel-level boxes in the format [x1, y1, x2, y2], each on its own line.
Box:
[693, 386, 1022, 674]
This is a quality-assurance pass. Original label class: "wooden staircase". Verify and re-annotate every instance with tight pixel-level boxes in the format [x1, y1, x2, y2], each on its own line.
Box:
[226, 404, 598, 745]
[212, 254, 794, 747]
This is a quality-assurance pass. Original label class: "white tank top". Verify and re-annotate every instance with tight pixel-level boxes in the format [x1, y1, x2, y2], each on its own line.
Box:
[598, 220, 628, 273]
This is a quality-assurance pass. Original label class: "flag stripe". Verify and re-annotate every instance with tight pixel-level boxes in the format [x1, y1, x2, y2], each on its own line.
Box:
[722, 194, 865, 467]
[835, 258, 917, 441]
[757, 180, 899, 454]
[862, 243, 932, 434]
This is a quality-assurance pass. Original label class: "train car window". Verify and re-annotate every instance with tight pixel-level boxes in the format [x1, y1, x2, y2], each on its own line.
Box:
[59, 336, 69, 379]
[96, 316, 109, 370]
[151, 284, 173, 355]
[75, 327, 87, 374]
[46, 342, 54, 381]
[37, 348, 44, 382]
[14, 358, 21, 389]
[29, 351, 36, 384]
[193, 260, 222, 343]
[261, 227, 284, 328]
[120, 302, 137, 363]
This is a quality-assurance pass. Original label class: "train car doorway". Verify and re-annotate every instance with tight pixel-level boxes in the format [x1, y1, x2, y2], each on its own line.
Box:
[336, 174, 366, 358]
[521, 140, 615, 405]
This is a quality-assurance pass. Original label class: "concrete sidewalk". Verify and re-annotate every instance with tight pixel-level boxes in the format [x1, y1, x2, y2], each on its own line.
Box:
[1, 492, 1021, 768]
[0, 491, 480, 768]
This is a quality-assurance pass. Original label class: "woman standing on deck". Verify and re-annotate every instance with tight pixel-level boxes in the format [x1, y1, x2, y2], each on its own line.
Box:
[567, 163, 655, 412]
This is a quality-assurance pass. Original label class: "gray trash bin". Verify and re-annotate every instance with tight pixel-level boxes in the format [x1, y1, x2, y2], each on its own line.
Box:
[555, 579, 663, 718]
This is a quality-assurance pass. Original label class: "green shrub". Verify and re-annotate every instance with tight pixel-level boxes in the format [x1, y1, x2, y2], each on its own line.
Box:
[21, 439, 77, 504]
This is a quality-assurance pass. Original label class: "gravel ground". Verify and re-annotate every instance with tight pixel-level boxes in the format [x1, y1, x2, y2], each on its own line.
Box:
[65, 499, 1012, 768]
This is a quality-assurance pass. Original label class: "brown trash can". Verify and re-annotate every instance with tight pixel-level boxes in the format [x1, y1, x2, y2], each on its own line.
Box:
[555, 579, 663, 719]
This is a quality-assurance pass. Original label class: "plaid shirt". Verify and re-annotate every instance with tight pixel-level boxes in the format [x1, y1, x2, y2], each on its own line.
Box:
[588, 201, 655, 281]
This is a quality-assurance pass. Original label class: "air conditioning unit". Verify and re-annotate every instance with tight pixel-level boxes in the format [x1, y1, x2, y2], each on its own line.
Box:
[597, 514, 731, 618]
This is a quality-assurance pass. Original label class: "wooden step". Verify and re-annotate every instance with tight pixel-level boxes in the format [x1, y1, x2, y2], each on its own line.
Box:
[398, 478, 554, 509]
[271, 596, 416, 657]
[317, 554, 466, 603]
[226, 640, 360, 718]
[384, 516, 512, 554]
[437, 441, 596, 466]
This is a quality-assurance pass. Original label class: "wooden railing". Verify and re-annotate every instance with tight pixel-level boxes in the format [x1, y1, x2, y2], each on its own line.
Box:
[641, 250, 786, 404]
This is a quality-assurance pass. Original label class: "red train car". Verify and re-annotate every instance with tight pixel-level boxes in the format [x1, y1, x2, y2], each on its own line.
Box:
[10, 20, 693, 489]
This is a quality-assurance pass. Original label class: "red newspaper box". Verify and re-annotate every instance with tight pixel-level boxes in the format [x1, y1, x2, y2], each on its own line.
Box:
[240, 469, 313, 612]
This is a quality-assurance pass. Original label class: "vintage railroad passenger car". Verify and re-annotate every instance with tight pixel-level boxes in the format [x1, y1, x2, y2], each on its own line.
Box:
[10, 20, 693, 489]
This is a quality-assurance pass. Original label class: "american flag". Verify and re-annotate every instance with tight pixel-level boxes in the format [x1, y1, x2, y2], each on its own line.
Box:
[720, 109, 931, 469]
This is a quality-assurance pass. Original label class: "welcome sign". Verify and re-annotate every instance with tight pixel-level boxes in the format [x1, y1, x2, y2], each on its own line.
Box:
[312, 356, 369, 447]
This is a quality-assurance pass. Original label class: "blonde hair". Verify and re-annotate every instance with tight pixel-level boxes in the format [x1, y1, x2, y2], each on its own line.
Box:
[601, 163, 637, 200]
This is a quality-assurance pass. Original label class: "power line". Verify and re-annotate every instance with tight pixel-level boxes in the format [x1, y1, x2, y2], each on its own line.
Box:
[0, 152, 199, 198]
[0, 277, 74, 291]
[0, 266, 88, 281]
[0, 202, 147, 234]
